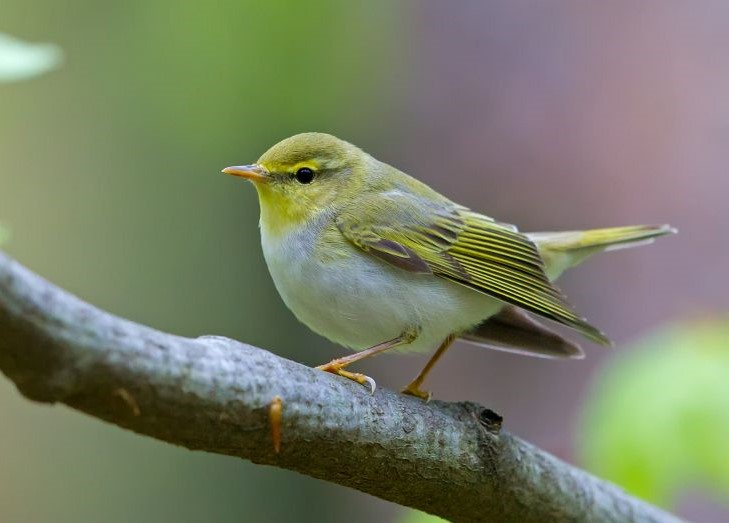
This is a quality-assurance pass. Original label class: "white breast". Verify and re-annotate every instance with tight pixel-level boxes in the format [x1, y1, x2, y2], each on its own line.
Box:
[260, 216, 503, 354]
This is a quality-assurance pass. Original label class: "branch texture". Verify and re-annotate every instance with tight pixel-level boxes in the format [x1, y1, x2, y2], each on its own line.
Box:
[0, 252, 680, 523]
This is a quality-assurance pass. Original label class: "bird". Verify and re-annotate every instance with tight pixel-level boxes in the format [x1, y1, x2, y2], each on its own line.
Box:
[223, 132, 675, 400]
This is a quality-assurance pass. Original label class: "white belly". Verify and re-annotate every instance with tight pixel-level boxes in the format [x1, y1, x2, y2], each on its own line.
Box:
[260, 221, 503, 354]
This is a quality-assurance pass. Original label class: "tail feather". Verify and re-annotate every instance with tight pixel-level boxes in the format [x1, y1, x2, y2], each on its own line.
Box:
[530, 224, 676, 250]
[529, 224, 676, 280]
[460, 305, 586, 358]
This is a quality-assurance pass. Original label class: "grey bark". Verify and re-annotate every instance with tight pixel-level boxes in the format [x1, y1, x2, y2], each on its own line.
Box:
[0, 251, 681, 523]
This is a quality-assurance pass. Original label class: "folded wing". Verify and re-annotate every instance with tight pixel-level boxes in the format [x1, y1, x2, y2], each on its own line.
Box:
[336, 190, 610, 345]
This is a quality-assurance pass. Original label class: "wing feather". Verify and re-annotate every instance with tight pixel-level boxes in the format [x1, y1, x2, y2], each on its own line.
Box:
[460, 305, 584, 359]
[336, 191, 610, 345]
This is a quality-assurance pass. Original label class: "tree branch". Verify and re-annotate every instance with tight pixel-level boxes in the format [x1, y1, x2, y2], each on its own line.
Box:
[0, 251, 680, 523]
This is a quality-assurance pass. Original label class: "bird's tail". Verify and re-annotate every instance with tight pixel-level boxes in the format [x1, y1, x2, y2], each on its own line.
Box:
[529, 224, 677, 280]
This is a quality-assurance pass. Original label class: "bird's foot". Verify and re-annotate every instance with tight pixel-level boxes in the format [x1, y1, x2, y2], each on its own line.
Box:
[401, 382, 432, 402]
[316, 361, 376, 394]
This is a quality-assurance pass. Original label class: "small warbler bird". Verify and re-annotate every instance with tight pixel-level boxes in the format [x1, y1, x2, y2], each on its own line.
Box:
[223, 133, 675, 399]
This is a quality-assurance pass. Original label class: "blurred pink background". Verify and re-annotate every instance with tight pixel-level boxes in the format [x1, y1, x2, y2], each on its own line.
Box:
[1, 2, 727, 522]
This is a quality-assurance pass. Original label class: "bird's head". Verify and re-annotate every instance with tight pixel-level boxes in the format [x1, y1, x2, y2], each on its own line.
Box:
[224, 133, 367, 236]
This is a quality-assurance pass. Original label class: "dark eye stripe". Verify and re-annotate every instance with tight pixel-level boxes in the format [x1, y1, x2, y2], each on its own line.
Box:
[295, 167, 315, 184]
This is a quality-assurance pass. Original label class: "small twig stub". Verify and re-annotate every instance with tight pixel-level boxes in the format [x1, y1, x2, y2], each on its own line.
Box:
[269, 395, 283, 453]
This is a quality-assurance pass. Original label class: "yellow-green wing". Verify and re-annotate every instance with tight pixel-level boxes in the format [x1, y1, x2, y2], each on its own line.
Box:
[336, 190, 610, 345]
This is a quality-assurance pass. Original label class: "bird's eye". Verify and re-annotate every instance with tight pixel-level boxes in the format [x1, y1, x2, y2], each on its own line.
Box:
[294, 167, 315, 184]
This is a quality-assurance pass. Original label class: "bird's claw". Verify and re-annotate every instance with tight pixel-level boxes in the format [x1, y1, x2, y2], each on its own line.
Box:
[361, 375, 376, 395]
[401, 383, 432, 402]
[316, 362, 377, 395]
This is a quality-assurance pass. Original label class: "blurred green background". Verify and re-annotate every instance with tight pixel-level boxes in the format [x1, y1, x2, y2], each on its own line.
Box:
[1, 2, 728, 522]
[580, 319, 729, 511]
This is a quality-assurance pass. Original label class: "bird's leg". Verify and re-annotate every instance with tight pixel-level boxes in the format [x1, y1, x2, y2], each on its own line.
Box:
[316, 327, 419, 394]
[401, 334, 456, 401]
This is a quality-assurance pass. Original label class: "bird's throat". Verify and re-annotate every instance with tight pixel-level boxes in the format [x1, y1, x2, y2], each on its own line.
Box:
[256, 185, 315, 238]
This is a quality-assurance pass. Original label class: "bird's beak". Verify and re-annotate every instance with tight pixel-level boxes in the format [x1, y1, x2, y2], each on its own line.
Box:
[222, 164, 269, 183]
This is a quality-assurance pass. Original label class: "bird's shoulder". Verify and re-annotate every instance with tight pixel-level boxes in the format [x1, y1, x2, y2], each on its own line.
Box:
[334, 175, 504, 247]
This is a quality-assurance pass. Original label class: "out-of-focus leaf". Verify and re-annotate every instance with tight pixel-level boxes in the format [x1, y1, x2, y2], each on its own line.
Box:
[0, 33, 62, 82]
[397, 509, 447, 523]
[579, 318, 729, 509]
